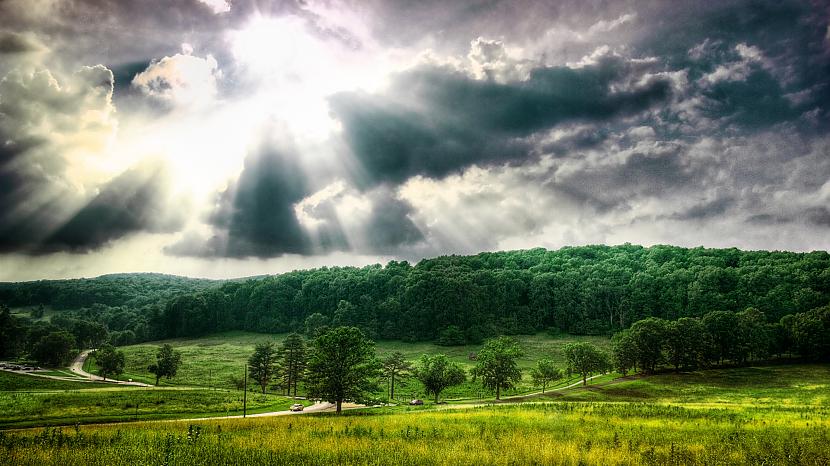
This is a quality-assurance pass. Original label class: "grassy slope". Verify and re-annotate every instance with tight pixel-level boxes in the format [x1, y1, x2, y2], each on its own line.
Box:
[548, 364, 830, 406]
[106, 331, 610, 398]
[3, 364, 828, 465]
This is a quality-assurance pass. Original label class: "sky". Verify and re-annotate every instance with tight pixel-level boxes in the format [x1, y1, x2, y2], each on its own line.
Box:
[0, 0, 829, 281]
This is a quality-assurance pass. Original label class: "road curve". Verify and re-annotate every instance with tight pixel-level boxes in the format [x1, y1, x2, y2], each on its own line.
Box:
[70, 349, 151, 387]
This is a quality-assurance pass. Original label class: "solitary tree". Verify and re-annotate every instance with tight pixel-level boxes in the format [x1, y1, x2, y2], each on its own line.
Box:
[563, 342, 607, 386]
[413, 354, 466, 403]
[249, 342, 278, 394]
[279, 334, 306, 397]
[474, 336, 524, 400]
[94, 344, 125, 380]
[305, 326, 380, 414]
[147, 344, 182, 386]
[381, 351, 412, 401]
[529, 358, 562, 393]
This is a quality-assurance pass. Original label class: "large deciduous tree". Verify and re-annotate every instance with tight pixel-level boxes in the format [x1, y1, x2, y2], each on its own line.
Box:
[474, 336, 524, 400]
[529, 358, 562, 393]
[32, 331, 75, 367]
[147, 344, 182, 386]
[94, 343, 125, 380]
[563, 342, 607, 386]
[305, 326, 380, 414]
[413, 354, 466, 403]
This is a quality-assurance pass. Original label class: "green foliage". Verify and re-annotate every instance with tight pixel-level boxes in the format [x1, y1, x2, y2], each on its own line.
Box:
[0, 304, 25, 358]
[277, 334, 306, 396]
[790, 305, 830, 360]
[629, 318, 668, 373]
[94, 344, 125, 380]
[610, 330, 637, 376]
[436, 325, 466, 346]
[381, 351, 411, 400]
[32, 331, 75, 367]
[303, 313, 329, 338]
[529, 358, 562, 393]
[4, 245, 830, 350]
[413, 354, 466, 403]
[248, 342, 278, 394]
[474, 336, 524, 399]
[147, 344, 182, 386]
[304, 327, 380, 413]
[563, 342, 607, 385]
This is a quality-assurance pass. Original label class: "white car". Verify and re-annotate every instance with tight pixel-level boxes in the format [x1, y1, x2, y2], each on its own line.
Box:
[409, 399, 424, 406]
[290, 403, 304, 412]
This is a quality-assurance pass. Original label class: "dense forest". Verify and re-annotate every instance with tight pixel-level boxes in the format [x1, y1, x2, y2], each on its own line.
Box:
[1, 245, 829, 360]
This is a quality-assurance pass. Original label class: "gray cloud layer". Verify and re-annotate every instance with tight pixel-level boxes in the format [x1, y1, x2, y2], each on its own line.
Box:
[0, 0, 828, 264]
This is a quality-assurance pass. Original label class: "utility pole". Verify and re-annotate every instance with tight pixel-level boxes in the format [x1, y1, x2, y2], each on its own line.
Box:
[243, 364, 248, 418]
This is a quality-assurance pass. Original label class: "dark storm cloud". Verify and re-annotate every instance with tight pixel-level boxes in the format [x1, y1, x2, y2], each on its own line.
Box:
[363, 193, 424, 251]
[669, 197, 736, 221]
[199, 145, 310, 257]
[0, 31, 44, 54]
[41, 165, 184, 252]
[331, 58, 671, 185]
[0, 163, 182, 253]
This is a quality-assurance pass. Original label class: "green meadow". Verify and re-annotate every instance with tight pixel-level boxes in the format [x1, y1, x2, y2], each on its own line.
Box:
[4, 331, 828, 465]
[86, 331, 610, 399]
[2, 364, 828, 465]
[0, 371, 311, 429]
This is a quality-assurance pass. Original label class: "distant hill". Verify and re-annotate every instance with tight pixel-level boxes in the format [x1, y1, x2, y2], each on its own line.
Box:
[0, 273, 216, 309]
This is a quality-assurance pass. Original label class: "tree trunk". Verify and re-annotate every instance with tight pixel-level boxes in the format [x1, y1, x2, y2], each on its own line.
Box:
[155, 374, 160, 386]
[435, 392, 439, 403]
[390, 374, 395, 400]
[496, 385, 500, 400]
[582, 373, 587, 386]
[336, 399, 342, 415]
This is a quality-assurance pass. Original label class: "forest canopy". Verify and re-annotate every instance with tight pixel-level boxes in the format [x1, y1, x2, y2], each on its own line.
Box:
[1, 245, 828, 355]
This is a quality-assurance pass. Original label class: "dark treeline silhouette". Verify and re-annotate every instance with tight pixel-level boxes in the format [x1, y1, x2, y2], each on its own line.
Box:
[612, 306, 830, 375]
[1, 245, 829, 359]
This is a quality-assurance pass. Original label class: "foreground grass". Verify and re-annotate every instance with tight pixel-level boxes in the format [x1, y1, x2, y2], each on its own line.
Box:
[108, 331, 610, 398]
[2, 401, 828, 465]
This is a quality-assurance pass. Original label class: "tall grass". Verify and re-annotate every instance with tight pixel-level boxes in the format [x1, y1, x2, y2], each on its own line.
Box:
[2, 402, 828, 465]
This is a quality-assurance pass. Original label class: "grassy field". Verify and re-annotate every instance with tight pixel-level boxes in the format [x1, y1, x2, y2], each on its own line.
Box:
[548, 364, 830, 406]
[99, 331, 611, 399]
[0, 372, 103, 391]
[2, 365, 828, 465]
[0, 371, 310, 429]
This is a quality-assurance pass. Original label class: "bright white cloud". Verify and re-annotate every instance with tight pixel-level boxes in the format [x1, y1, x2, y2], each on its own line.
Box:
[197, 0, 230, 14]
[132, 52, 221, 106]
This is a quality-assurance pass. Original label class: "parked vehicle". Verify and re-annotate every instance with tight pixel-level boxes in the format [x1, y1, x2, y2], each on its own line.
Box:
[409, 399, 424, 406]
[290, 404, 304, 412]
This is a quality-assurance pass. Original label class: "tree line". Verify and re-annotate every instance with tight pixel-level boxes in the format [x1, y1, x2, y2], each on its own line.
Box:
[1, 245, 828, 357]
[120, 245, 830, 344]
[611, 305, 830, 375]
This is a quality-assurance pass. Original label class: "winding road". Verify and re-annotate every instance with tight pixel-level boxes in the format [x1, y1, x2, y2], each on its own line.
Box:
[69, 350, 151, 387]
